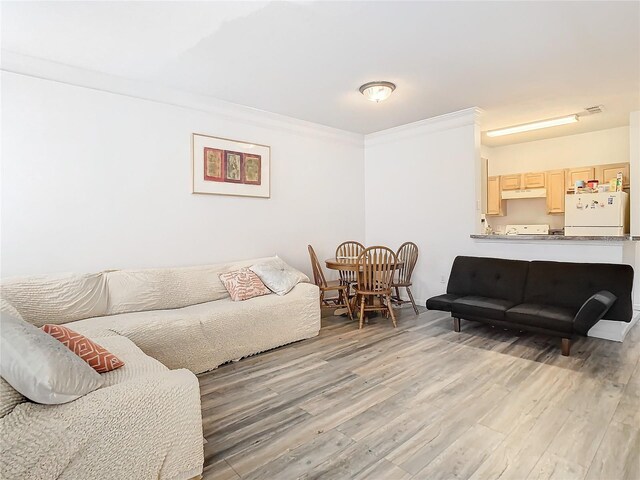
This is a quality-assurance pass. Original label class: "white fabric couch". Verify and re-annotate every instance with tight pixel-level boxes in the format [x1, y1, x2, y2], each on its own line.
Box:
[0, 256, 321, 479]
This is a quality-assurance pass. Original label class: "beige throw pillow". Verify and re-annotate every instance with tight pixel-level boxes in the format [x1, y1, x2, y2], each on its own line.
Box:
[219, 268, 271, 301]
[0, 312, 103, 404]
[249, 257, 310, 296]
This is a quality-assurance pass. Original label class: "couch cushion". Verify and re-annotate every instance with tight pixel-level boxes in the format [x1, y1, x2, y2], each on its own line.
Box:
[0, 368, 203, 480]
[506, 303, 576, 334]
[451, 296, 517, 321]
[447, 256, 529, 304]
[90, 336, 169, 388]
[66, 282, 321, 374]
[0, 273, 108, 327]
[524, 261, 634, 322]
[105, 256, 280, 315]
[0, 377, 27, 419]
[105, 265, 229, 315]
[426, 294, 462, 311]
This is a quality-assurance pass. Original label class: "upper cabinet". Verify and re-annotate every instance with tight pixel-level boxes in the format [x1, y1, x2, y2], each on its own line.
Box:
[566, 167, 595, 191]
[487, 162, 630, 217]
[595, 163, 630, 188]
[546, 170, 565, 214]
[522, 172, 546, 189]
[486, 176, 506, 216]
[501, 174, 522, 190]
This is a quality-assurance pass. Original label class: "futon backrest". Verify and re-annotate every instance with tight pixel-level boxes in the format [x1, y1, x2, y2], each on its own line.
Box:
[446, 256, 529, 303]
[524, 261, 634, 321]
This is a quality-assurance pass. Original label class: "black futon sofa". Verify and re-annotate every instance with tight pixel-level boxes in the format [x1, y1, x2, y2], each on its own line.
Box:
[426, 256, 634, 355]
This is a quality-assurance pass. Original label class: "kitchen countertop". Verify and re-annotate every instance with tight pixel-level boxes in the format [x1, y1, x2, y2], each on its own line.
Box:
[471, 234, 635, 241]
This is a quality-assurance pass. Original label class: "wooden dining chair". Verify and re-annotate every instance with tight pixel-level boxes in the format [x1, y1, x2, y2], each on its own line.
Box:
[392, 242, 420, 315]
[308, 245, 353, 320]
[335, 241, 364, 296]
[354, 246, 398, 329]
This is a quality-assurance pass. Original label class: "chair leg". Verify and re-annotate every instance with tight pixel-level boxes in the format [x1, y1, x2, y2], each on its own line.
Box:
[561, 338, 571, 356]
[344, 289, 353, 321]
[386, 295, 397, 328]
[319, 291, 324, 309]
[453, 317, 461, 332]
[394, 286, 401, 301]
[359, 295, 365, 329]
[406, 286, 419, 315]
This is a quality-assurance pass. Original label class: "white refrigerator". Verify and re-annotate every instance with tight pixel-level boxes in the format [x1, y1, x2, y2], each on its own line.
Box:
[565, 192, 629, 236]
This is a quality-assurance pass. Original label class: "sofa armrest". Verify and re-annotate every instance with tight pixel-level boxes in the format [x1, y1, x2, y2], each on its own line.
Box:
[573, 290, 617, 336]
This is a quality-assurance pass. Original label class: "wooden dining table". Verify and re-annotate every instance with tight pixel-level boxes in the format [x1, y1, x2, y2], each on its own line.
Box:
[325, 256, 404, 316]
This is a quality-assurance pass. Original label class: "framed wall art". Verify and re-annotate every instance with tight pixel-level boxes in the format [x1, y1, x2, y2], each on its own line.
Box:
[192, 133, 270, 198]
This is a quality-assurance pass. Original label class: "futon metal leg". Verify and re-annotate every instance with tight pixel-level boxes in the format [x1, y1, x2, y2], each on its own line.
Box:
[561, 338, 571, 356]
[453, 317, 461, 332]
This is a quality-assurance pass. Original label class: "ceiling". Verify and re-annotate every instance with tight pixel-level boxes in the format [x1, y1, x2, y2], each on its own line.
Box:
[2, 1, 639, 145]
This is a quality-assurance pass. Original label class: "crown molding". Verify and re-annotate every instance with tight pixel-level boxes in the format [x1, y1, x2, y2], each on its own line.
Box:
[1, 50, 364, 148]
[365, 107, 483, 147]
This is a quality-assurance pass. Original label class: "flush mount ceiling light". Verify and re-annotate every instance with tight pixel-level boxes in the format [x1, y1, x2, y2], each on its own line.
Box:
[359, 81, 396, 103]
[486, 114, 579, 137]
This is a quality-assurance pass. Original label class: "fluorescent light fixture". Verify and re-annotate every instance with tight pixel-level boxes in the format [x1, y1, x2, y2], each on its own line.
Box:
[359, 81, 396, 102]
[486, 115, 579, 137]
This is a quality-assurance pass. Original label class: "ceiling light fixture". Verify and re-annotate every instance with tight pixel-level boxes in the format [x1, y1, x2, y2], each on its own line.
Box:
[486, 114, 579, 137]
[359, 81, 396, 103]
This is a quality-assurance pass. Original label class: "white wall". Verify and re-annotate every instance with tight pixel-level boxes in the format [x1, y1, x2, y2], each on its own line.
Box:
[631, 112, 639, 237]
[1, 72, 365, 277]
[630, 111, 640, 307]
[364, 109, 481, 303]
[485, 126, 630, 175]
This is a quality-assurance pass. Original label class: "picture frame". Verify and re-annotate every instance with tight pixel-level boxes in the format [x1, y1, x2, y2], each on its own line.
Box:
[192, 133, 270, 198]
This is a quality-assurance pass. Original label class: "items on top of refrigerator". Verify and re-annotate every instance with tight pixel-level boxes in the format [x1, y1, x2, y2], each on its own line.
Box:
[574, 171, 625, 194]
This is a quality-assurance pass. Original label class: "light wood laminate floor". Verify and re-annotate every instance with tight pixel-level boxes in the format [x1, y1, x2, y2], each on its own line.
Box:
[199, 307, 640, 480]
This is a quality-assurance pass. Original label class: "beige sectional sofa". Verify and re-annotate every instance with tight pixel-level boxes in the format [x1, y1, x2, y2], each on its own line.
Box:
[0, 256, 321, 479]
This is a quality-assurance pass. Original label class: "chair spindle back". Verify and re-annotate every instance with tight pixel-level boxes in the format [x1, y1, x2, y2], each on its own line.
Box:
[395, 242, 419, 284]
[336, 241, 365, 284]
[356, 246, 397, 293]
[307, 245, 327, 288]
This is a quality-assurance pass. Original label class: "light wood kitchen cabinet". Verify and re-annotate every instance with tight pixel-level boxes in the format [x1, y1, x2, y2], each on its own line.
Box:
[523, 172, 546, 189]
[546, 170, 565, 214]
[486, 176, 506, 216]
[501, 174, 522, 191]
[595, 162, 630, 188]
[566, 167, 595, 191]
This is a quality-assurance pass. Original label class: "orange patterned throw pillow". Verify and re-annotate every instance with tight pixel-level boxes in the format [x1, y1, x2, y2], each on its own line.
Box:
[219, 268, 271, 301]
[41, 324, 125, 373]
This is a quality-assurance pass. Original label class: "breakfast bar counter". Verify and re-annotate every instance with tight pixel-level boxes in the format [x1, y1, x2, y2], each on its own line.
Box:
[470, 234, 635, 242]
